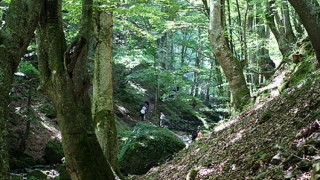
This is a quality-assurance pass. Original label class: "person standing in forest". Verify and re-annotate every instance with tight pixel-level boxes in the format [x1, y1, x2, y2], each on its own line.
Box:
[159, 111, 165, 127]
[140, 104, 147, 121]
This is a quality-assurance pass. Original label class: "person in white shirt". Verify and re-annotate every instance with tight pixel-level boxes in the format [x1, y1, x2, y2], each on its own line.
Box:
[159, 111, 165, 127]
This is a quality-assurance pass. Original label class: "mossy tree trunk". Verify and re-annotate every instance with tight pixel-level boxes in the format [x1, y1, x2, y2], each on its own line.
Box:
[288, 0, 320, 63]
[36, 0, 114, 179]
[0, 0, 42, 178]
[208, 0, 250, 113]
[265, 0, 293, 60]
[92, 5, 120, 177]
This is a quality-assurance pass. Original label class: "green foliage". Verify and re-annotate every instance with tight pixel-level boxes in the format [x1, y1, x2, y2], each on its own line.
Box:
[17, 61, 39, 77]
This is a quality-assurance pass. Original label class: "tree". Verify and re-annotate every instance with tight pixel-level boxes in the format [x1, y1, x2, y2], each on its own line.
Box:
[288, 0, 320, 63]
[92, 3, 121, 177]
[0, 0, 43, 178]
[265, 0, 295, 60]
[36, 0, 114, 179]
[208, 0, 250, 112]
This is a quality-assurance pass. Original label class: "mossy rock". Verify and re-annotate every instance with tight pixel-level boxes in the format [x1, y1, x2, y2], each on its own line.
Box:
[56, 164, 71, 180]
[27, 170, 47, 179]
[44, 139, 64, 164]
[118, 122, 185, 175]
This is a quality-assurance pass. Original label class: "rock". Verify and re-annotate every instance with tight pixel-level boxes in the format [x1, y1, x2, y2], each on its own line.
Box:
[44, 139, 64, 164]
[27, 169, 47, 179]
[284, 171, 293, 179]
[270, 153, 282, 165]
[118, 122, 185, 175]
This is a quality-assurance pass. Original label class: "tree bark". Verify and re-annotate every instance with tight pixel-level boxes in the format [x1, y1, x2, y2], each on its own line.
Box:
[282, 0, 296, 44]
[208, 0, 250, 113]
[288, 0, 320, 63]
[194, 28, 202, 98]
[266, 0, 292, 60]
[92, 6, 121, 177]
[0, 0, 42, 178]
[36, 0, 115, 179]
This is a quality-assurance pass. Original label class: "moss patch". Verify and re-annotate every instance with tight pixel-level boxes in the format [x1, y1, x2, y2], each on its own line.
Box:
[289, 58, 314, 87]
[118, 122, 185, 175]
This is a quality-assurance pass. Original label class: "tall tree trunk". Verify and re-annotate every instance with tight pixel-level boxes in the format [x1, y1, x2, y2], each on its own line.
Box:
[293, 11, 304, 37]
[36, 0, 114, 179]
[282, 0, 296, 44]
[206, 59, 214, 103]
[235, 0, 244, 60]
[92, 6, 121, 177]
[256, 7, 275, 80]
[266, 0, 292, 60]
[288, 0, 320, 63]
[226, 0, 234, 55]
[0, 0, 42, 178]
[194, 28, 202, 98]
[208, 0, 250, 113]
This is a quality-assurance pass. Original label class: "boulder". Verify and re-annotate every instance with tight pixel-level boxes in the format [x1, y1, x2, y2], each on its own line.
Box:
[118, 122, 185, 175]
[44, 139, 64, 164]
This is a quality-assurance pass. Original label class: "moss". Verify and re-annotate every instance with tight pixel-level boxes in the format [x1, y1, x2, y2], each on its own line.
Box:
[44, 139, 64, 164]
[27, 170, 47, 179]
[289, 58, 314, 87]
[255, 172, 267, 179]
[259, 111, 273, 124]
[118, 122, 185, 175]
[56, 163, 71, 180]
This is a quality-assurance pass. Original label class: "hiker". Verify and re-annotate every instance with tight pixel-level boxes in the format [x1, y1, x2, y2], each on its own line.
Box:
[144, 101, 149, 112]
[159, 111, 165, 127]
[140, 104, 147, 121]
[197, 126, 203, 139]
[191, 129, 198, 141]
[192, 126, 202, 141]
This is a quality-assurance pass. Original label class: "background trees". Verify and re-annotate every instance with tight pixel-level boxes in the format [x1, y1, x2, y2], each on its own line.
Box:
[3, 0, 320, 178]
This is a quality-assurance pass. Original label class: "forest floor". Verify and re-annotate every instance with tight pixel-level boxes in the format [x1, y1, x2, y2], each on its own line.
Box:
[134, 67, 320, 179]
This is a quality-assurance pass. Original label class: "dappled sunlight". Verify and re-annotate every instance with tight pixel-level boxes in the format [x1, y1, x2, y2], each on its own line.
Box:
[33, 106, 61, 140]
[214, 117, 240, 132]
[230, 129, 245, 144]
[116, 103, 128, 114]
[128, 81, 147, 94]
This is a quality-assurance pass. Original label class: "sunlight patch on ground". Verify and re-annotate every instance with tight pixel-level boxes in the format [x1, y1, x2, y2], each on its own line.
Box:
[128, 81, 147, 94]
[33, 106, 61, 140]
[214, 117, 240, 133]
[230, 129, 245, 144]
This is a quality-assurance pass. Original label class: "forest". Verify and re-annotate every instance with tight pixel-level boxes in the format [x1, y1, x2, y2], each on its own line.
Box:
[1, 0, 320, 179]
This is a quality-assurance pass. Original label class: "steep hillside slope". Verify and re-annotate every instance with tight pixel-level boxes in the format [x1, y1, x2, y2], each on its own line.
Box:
[136, 63, 320, 179]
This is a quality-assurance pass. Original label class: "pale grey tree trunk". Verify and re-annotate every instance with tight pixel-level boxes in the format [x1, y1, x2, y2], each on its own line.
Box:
[0, 0, 42, 178]
[208, 0, 250, 113]
[92, 7, 121, 177]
